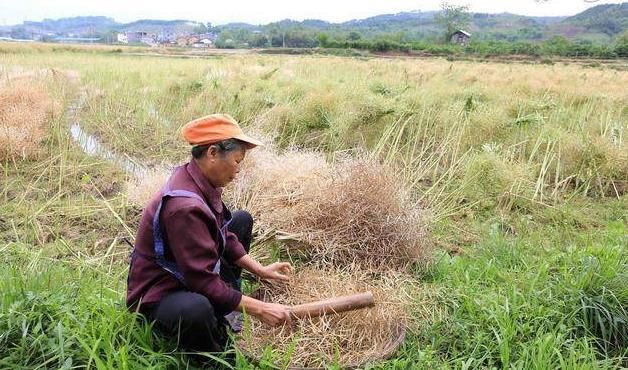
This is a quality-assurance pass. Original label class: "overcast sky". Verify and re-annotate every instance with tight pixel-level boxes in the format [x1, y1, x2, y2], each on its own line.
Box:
[0, 0, 625, 26]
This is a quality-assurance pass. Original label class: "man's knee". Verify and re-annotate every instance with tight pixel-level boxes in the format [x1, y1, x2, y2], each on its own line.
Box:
[229, 210, 253, 252]
[179, 293, 215, 325]
[155, 292, 216, 327]
[151, 292, 228, 353]
[231, 210, 253, 231]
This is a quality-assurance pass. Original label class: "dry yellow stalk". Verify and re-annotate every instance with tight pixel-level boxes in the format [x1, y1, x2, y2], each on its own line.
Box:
[237, 266, 410, 368]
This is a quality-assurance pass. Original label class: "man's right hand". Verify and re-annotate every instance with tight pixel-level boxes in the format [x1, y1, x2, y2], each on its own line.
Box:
[257, 302, 292, 326]
[238, 295, 291, 327]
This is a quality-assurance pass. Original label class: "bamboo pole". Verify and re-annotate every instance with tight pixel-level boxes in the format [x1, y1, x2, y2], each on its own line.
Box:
[289, 291, 375, 319]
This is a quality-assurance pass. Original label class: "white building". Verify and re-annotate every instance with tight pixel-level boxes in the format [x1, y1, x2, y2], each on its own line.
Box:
[117, 33, 128, 44]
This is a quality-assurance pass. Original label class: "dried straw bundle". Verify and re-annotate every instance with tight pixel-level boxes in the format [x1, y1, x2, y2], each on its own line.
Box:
[238, 266, 409, 369]
[227, 146, 331, 212]
[226, 147, 430, 269]
[0, 79, 59, 160]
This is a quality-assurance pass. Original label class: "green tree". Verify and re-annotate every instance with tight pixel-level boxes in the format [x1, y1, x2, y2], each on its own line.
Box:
[215, 30, 235, 48]
[267, 26, 285, 47]
[284, 27, 317, 48]
[318, 32, 330, 47]
[542, 36, 570, 56]
[10, 27, 31, 40]
[615, 30, 628, 57]
[348, 31, 361, 41]
[434, 2, 471, 43]
[249, 33, 269, 48]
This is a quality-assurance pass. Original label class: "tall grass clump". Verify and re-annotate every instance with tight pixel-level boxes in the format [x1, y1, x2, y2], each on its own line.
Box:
[462, 149, 535, 212]
[422, 222, 627, 368]
[572, 236, 627, 359]
[556, 134, 628, 197]
[578, 274, 627, 359]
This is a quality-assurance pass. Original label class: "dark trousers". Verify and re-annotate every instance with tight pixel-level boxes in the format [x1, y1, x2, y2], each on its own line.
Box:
[143, 210, 253, 353]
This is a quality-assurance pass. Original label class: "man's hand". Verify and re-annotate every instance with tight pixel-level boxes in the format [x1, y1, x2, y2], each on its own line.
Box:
[259, 262, 292, 282]
[238, 296, 291, 327]
[257, 302, 292, 326]
[235, 255, 293, 282]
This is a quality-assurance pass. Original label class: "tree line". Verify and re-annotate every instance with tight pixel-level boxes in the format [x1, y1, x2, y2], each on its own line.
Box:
[214, 28, 628, 58]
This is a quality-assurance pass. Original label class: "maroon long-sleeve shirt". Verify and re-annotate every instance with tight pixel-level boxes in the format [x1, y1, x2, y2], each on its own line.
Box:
[126, 160, 246, 314]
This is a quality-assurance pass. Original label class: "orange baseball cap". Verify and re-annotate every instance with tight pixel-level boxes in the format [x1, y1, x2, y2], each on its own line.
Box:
[181, 114, 263, 149]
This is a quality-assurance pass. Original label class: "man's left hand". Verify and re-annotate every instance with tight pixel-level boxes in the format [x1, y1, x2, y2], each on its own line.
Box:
[260, 262, 292, 282]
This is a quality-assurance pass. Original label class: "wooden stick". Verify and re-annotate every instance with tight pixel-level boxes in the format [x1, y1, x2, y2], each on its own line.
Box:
[289, 291, 375, 319]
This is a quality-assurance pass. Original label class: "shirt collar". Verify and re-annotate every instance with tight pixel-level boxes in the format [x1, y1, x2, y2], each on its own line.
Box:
[186, 159, 223, 213]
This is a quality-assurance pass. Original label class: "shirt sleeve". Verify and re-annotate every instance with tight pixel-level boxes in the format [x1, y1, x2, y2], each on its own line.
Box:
[161, 202, 242, 313]
[222, 230, 247, 264]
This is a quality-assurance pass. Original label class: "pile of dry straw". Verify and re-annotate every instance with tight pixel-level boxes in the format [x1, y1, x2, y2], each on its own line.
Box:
[225, 143, 432, 368]
[238, 266, 413, 368]
[126, 168, 171, 206]
[0, 70, 61, 161]
[227, 146, 430, 270]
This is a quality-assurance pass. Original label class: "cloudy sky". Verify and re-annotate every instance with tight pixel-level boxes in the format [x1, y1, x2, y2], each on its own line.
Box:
[0, 0, 624, 26]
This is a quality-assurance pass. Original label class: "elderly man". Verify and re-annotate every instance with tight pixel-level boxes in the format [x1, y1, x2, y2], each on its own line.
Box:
[127, 114, 291, 353]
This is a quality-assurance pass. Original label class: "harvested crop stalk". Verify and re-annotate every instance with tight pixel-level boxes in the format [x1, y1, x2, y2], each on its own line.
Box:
[290, 291, 375, 319]
[237, 267, 410, 368]
[226, 148, 431, 270]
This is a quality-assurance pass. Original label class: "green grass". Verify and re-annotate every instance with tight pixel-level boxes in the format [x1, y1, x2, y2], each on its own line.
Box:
[1, 211, 625, 369]
[1, 44, 627, 368]
[0, 242, 187, 369]
[425, 221, 626, 368]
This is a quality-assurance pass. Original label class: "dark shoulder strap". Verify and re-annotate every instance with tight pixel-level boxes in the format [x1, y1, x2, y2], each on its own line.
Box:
[151, 185, 221, 285]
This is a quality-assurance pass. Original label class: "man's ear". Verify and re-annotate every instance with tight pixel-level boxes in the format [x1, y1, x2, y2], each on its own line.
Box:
[206, 145, 219, 160]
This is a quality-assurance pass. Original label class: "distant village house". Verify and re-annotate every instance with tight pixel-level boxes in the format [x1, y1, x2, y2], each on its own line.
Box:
[117, 31, 156, 45]
[115, 30, 216, 47]
[451, 30, 471, 46]
[176, 34, 215, 48]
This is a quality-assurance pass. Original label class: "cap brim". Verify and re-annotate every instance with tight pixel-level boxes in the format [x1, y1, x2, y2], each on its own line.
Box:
[234, 133, 264, 149]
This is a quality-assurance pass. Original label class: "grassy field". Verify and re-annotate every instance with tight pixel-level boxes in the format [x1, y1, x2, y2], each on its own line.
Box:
[1, 43, 626, 369]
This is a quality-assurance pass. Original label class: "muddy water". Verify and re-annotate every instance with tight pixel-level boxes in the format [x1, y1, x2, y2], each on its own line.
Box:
[69, 123, 150, 178]
[66, 90, 180, 185]
[67, 92, 151, 178]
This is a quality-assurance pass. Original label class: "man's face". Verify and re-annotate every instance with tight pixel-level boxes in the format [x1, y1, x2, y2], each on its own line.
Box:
[206, 147, 246, 188]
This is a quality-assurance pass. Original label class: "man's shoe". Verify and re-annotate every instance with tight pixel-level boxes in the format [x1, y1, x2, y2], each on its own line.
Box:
[224, 311, 244, 333]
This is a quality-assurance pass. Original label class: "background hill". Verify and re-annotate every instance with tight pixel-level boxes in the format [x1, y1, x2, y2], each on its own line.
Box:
[22, 16, 118, 35]
[121, 19, 204, 34]
[548, 3, 628, 41]
[236, 3, 626, 43]
[2, 3, 626, 46]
